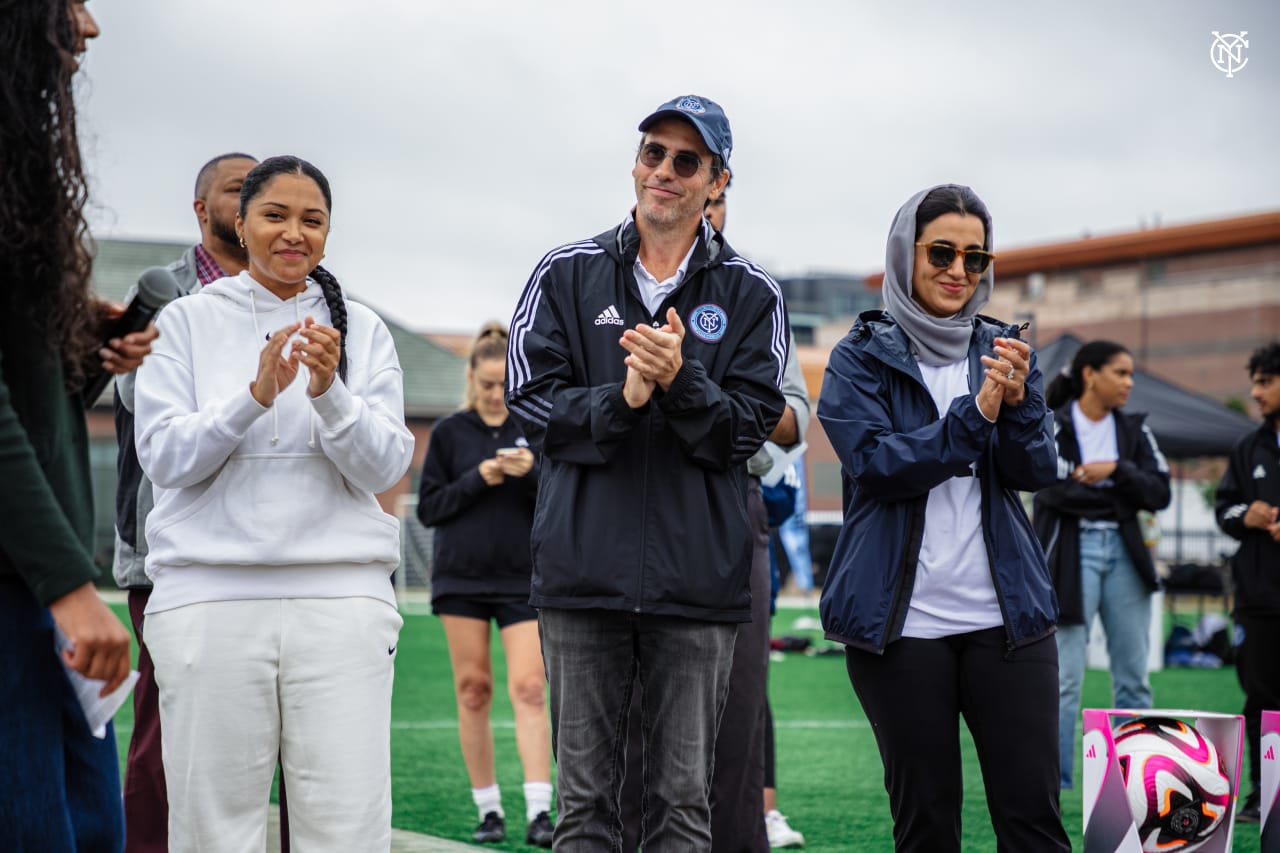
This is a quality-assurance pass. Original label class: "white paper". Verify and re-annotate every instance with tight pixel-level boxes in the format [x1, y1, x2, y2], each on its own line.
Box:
[54, 629, 139, 739]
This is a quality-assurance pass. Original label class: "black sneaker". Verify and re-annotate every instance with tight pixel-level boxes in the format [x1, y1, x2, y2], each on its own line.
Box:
[1236, 789, 1261, 824]
[473, 811, 506, 843]
[526, 811, 554, 847]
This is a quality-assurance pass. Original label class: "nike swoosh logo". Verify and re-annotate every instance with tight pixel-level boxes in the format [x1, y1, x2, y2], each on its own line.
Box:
[388, 645, 396, 655]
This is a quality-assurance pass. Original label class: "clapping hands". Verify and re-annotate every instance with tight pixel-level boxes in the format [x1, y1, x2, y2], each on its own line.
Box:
[620, 307, 685, 409]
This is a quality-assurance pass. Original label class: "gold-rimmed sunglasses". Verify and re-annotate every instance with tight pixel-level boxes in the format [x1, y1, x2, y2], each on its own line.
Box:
[915, 242, 996, 275]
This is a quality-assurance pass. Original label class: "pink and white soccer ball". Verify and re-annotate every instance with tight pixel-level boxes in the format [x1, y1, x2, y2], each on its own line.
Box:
[1112, 716, 1232, 853]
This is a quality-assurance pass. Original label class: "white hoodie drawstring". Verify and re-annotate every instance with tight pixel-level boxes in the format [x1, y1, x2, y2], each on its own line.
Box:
[249, 288, 316, 449]
[296, 292, 317, 449]
[248, 290, 279, 445]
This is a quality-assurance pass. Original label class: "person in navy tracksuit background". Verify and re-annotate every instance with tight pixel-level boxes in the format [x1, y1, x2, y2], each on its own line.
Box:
[506, 94, 786, 851]
[818, 184, 1069, 853]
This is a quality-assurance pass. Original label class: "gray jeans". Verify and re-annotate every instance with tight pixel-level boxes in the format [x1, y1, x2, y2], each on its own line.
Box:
[539, 607, 737, 852]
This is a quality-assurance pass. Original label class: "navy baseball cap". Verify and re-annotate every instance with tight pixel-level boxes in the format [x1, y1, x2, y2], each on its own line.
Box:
[638, 95, 732, 169]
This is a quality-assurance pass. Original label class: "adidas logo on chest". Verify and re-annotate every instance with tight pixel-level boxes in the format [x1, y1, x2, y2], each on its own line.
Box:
[594, 304, 624, 326]
[1254, 464, 1267, 479]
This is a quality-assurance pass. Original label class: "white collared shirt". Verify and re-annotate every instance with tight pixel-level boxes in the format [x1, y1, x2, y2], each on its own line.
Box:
[633, 239, 697, 316]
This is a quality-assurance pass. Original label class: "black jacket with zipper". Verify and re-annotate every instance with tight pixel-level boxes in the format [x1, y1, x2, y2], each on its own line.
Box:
[1033, 405, 1172, 625]
[416, 410, 538, 603]
[506, 216, 788, 623]
[1215, 422, 1280, 616]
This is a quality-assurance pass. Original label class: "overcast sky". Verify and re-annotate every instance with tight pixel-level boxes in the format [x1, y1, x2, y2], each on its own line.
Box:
[78, 0, 1277, 333]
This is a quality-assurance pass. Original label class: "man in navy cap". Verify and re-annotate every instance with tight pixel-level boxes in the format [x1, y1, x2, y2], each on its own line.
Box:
[507, 95, 788, 850]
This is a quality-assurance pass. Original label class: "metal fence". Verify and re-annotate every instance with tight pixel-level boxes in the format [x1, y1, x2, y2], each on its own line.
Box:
[395, 495, 432, 605]
[1155, 528, 1238, 567]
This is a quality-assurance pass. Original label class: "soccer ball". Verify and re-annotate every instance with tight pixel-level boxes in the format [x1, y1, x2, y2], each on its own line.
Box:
[1112, 716, 1232, 853]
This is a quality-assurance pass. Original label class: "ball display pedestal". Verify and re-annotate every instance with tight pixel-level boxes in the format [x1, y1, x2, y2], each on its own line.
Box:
[1080, 708, 1243, 853]
[1262, 710, 1279, 853]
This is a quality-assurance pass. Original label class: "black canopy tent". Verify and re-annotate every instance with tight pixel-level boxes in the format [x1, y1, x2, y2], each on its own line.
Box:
[1034, 333, 1257, 458]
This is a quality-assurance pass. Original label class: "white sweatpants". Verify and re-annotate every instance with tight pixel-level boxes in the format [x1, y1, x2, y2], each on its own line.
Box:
[147, 597, 403, 853]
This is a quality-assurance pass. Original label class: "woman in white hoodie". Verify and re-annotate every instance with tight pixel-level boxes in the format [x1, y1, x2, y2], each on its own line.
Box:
[134, 155, 414, 852]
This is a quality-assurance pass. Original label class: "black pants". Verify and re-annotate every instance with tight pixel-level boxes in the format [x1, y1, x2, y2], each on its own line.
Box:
[763, 702, 775, 789]
[707, 478, 771, 853]
[619, 479, 770, 853]
[845, 629, 1069, 853]
[1235, 612, 1280, 792]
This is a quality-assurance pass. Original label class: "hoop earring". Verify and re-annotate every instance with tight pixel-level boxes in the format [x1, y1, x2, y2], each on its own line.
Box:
[239, 237, 246, 248]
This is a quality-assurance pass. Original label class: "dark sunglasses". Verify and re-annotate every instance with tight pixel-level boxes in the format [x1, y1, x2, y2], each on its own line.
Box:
[638, 143, 706, 179]
[915, 242, 996, 275]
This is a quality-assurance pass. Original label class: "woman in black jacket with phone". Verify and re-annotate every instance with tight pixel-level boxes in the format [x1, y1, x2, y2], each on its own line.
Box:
[1033, 340, 1171, 791]
[417, 323, 553, 847]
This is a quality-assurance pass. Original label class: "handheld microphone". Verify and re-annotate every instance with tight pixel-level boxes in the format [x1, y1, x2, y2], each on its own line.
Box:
[82, 265, 184, 408]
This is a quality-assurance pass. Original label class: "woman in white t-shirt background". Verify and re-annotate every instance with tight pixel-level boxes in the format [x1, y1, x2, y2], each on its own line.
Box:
[1034, 340, 1172, 792]
[818, 184, 1069, 852]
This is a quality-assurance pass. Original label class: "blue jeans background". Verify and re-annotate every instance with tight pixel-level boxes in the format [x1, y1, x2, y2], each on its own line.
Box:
[1055, 527, 1153, 788]
[0, 578, 124, 852]
[539, 608, 736, 852]
[775, 457, 813, 594]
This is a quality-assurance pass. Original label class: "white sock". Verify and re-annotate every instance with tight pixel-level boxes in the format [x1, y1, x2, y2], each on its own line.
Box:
[472, 784, 503, 820]
[524, 780, 553, 822]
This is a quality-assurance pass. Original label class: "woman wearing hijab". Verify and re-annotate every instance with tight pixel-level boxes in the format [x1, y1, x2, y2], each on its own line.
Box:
[817, 185, 1069, 852]
[1034, 340, 1170, 791]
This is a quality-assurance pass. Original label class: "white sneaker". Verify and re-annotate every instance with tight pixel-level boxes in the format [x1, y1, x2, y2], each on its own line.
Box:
[765, 809, 805, 848]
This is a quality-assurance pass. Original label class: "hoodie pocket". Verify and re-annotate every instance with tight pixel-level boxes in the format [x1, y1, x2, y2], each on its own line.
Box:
[147, 454, 399, 566]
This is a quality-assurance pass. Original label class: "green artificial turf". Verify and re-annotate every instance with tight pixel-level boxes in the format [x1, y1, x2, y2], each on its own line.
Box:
[110, 604, 1261, 853]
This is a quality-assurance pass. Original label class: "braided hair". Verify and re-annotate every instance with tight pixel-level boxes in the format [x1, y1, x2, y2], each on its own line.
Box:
[239, 155, 347, 381]
[310, 263, 348, 382]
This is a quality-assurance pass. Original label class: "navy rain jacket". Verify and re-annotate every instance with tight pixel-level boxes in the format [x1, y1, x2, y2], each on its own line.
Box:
[817, 311, 1059, 653]
[506, 216, 788, 623]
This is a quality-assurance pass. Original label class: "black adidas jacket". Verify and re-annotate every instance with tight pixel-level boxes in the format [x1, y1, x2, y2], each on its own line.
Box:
[506, 216, 787, 622]
[1215, 423, 1280, 616]
[1033, 406, 1171, 625]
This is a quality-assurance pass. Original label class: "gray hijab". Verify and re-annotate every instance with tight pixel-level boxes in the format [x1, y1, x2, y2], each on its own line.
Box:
[880, 184, 995, 366]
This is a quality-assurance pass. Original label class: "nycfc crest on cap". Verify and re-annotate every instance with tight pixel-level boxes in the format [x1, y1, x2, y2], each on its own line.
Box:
[638, 94, 733, 171]
[675, 95, 707, 115]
